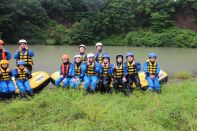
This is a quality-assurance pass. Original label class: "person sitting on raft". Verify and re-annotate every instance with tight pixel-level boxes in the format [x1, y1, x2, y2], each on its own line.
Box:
[81, 53, 100, 94]
[112, 54, 127, 95]
[95, 42, 105, 64]
[55, 54, 75, 88]
[0, 60, 15, 99]
[98, 53, 113, 94]
[14, 39, 34, 73]
[13, 60, 33, 98]
[78, 44, 87, 63]
[123, 52, 141, 95]
[70, 55, 84, 89]
[0, 40, 12, 61]
[143, 53, 161, 94]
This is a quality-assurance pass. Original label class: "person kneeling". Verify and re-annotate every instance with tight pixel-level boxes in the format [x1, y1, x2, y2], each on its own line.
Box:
[14, 60, 33, 98]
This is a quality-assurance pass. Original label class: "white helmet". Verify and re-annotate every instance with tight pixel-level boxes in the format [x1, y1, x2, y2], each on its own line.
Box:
[95, 42, 102, 47]
[79, 44, 86, 49]
[18, 39, 27, 44]
[74, 55, 81, 59]
[87, 53, 95, 58]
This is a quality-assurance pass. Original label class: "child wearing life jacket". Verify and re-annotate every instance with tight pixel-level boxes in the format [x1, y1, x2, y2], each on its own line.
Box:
[0, 60, 15, 99]
[123, 52, 141, 95]
[55, 54, 75, 88]
[70, 55, 84, 89]
[81, 53, 100, 94]
[112, 54, 127, 94]
[143, 53, 161, 94]
[95, 42, 104, 64]
[14, 39, 34, 73]
[0, 39, 12, 61]
[13, 60, 33, 97]
[98, 53, 113, 94]
[78, 44, 87, 63]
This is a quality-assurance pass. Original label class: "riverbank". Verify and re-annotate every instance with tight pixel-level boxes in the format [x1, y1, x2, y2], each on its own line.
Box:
[0, 78, 196, 130]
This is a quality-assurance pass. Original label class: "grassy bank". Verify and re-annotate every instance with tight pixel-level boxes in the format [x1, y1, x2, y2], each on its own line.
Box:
[0, 78, 197, 130]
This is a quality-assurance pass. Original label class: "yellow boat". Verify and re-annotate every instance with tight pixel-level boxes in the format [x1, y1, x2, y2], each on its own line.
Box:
[50, 70, 168, 89]
[13, 71, 50, 94]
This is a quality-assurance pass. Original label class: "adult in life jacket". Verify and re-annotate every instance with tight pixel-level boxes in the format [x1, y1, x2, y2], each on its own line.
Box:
[55, 54, 75, 88]
[112, 54, 127, 94]
[14, 39, 34, 73]
[123, 52, 141, 95]
[81, 53, 100, 94]
[70, 55, 84, 89]
[98, 53, 113, 94]
[78, 44, 87, 63]
[0, 60, 15, 99]
[13, 60, 33, 98]
[95, 42, 105, 64]
[0, 39, 12, 61]
[143, 53, 161, 94]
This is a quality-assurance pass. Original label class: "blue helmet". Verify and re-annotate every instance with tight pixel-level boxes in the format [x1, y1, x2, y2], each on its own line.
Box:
[17, 60, 26, 66]
[102, 53, 110, 60]
[116, 54, 123, 60]
[126, 52, 134, 58]
[149, 53, 157, 58]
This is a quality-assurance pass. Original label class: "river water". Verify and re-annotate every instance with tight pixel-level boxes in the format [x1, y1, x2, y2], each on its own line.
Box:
[6, 45, 197, 76]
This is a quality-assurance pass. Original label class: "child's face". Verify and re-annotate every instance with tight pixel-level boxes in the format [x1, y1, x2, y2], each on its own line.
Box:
[62, 59, 68, 63]
[20, 43, 26, 49]
[96, 46, 102, 51]
[1, 64, 8, 68]
[127, 56, 134, 62]
[75, 57, 81, 63]
[88, 57, 94, 63]
[149, 57, 156, 62]
[79, 47, 85, 53]
[0, 44, 4, 50]
[19, 65, 25, 70]
[103, 58, 109, 63]
[117, 57, 123, 63]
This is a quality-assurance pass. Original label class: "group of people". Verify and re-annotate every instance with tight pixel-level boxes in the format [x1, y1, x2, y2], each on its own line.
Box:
[55, 42, 161, 95]
[0, 39, 34, 98]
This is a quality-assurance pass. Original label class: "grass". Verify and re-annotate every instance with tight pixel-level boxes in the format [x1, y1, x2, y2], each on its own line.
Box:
[0, 79, 197, 131]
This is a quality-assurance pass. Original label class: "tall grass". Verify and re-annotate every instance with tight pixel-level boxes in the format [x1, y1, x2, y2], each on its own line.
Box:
[0, 78, 197, 131]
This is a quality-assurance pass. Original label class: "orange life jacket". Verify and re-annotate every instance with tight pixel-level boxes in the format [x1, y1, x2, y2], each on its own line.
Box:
[1, 51, 7, 60]
[61, 64, 69, 75]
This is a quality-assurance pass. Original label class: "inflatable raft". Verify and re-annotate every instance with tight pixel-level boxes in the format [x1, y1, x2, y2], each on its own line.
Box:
[13, 71, 50, 94]
[50, 70, 168, 89]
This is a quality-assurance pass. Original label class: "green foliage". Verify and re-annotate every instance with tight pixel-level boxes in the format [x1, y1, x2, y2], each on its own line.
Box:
[0, 79, 197, 130]
[173, 71, 192, 79]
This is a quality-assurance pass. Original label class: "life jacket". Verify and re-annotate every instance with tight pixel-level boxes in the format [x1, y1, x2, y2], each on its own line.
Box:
[61, 64, 70, 76]
[19, 50, 33, 65]
[86, 62, 96, 76]
[113, 63, 124, 78]
[0, 51, 7, 60]
[17, 68, 28, 80]
[147, 60, 157, 75]
[80, 53, 87, 63]
[0, 68, 11, 80]
[126, 61, 137, 75]
[101, 63, 110, 76]
[98, 51, 103, 64]
[75, 63, 81, 76]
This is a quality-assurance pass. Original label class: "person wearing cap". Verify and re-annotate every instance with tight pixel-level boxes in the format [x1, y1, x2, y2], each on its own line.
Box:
[13, 60, 33, 98]
[112, 54, 127, 95]
[14, 39, 34, 73]
[55, 54, 75, 88]
[70, 55, 84, 89]
[95, 42, 104, 64]
[98, 53, 113, 94]
[81, 53, 100, 94]
[0, 60, 15, 99]
[143, 53, 161, 94]
[123, 52, 141, 95]
[78, 44, 87, 63]
[0, 39, 12, 61]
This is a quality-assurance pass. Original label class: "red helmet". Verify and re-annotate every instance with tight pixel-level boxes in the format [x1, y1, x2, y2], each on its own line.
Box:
[61, 54, 70, 60]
